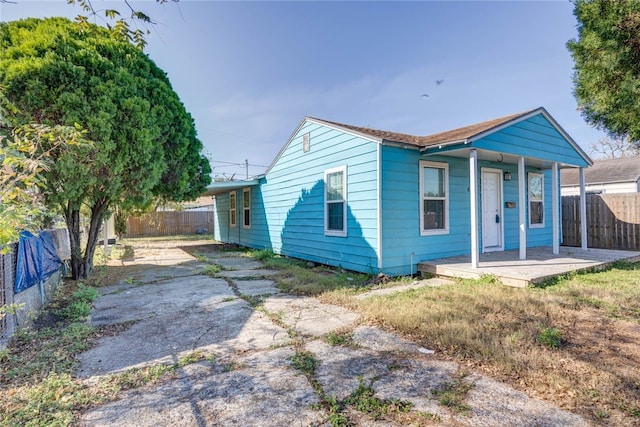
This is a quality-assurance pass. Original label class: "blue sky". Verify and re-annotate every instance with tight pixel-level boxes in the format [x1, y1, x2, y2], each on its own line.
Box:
[0, 1, 607, 180]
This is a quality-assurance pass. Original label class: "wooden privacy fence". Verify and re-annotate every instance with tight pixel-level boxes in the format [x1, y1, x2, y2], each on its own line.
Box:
[126, 211, 214, 238]
[562, 193, 640, 250]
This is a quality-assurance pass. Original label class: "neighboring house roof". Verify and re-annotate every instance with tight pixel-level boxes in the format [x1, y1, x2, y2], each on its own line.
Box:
[561, 155, 640, 186]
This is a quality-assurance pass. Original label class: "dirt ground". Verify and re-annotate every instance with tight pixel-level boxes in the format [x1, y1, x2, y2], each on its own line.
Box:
[77, 239, 588, 426]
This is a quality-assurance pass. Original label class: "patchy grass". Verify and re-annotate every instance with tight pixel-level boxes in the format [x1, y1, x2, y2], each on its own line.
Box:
[339, 262, 640, 425]
[250, 253, 371, 295]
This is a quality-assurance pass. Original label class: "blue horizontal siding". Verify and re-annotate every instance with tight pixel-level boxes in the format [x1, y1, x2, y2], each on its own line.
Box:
[380, 147, 555, 275]
[215, 112, 572, 277]
[216, 119, 380, 274]
[473, 115, 589, 167]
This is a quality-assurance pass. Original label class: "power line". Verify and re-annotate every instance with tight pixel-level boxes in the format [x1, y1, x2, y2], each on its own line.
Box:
[210, 160, 269, 168]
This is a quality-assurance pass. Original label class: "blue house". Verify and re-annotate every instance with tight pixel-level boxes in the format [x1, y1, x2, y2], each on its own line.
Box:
[207, 107, 592, 275]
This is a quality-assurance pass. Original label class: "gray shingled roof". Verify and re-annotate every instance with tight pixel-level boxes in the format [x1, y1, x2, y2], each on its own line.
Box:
[561, 155, 640, 186]
[311, 109, 537, 148]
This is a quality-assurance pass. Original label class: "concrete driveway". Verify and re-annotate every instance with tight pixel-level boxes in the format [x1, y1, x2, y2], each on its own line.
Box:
[77, 240, 587, 426]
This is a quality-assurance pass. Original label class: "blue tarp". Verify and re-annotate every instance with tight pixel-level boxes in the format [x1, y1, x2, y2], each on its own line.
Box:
[14, 230, 62, 293]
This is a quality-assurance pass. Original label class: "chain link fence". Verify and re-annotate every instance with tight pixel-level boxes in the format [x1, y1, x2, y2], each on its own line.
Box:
[0, 229, 69, 348]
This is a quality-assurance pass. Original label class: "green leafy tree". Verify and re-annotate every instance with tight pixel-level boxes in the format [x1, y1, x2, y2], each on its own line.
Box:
[0, 17, 211, 278]
[568, 0, 640, 147]
[0, 90, 89, 248]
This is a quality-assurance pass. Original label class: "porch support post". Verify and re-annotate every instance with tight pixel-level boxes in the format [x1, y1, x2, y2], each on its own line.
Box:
[518, 156, 526, 260]
[469, 149, 479, 268]
[579, 167, 588, 250]
[552, 162, 559, 255]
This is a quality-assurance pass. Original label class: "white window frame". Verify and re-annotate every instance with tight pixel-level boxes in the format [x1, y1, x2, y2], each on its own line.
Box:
[420, 160, 449, 236]
[528, 172, 544, 228]
[229, 192, 237, 227]
[242, 188, 251, 229]
[324, 165, 347, 237]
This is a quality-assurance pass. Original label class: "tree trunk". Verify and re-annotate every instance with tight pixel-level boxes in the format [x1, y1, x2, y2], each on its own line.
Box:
[64, 204, 84, 280]
[82, 200, 108, 279]
[64, 199, 108, 280]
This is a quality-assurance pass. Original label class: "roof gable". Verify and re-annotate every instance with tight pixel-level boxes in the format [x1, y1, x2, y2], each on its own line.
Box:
[561, 155, 640, 186]
[265, 107, 592, 174]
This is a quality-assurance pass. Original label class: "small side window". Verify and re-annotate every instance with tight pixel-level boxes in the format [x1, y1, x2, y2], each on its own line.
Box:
[243, 188, 251, 228]
[420, 161, 449, 235]
[229, 192, 237, 227]
[324, 166, 347, 236]
[528, 173, 544, 228]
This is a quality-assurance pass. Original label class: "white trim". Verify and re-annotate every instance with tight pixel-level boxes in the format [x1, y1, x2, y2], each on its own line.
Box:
[518, 157, 526, 260]
[229, 191, 237, 228]
[579, 168, 588, 250]
[470, 150, 479, 268]
[324, 165, 348, 237]
[528, 172, 545, 228]
[480, 167, 504, 253]
[419, 160, 449, 236]
[242, 187, 251, 229]
[552, 162, 559, 255]
[376, 143, 383, 270]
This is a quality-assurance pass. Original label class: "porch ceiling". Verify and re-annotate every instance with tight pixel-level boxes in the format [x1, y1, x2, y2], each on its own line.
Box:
[422, 147, 580, 170]
[203, 179, 260, 196]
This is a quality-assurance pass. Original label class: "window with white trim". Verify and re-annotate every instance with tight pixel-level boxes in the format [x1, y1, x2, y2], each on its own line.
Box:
[528, 172, 544, 227]
[243, 188, 251, 228]
[420, 161, 449, 235]
[229, 192, 237, 227]
[324, 166, 347, 236]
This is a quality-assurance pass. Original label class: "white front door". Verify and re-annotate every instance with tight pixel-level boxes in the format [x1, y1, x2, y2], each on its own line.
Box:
[481, 169, 503, 252]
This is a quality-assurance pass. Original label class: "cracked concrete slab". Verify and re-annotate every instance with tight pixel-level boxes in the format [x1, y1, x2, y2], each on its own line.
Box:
[354, 277, 454, 300]
[76, 241, 589, 427]
[352, 325, 425, 353]
[262, 295, 360, 337]
[216, 269, 279, 278]
[212, 257, 265, 270]
[234, 279, 280, 296]
[89, 275, 232, 327]
[78, 275, 289, 377]
[79, 348, 325, 427]
[123, 262, 208, 284]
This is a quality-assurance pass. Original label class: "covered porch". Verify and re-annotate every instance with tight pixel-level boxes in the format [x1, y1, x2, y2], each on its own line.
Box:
[417, 246, 640, 287]
[420, 107, 594, 270]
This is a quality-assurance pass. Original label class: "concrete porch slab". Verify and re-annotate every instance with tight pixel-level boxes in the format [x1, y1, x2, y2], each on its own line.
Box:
[417, 246, 640, 287]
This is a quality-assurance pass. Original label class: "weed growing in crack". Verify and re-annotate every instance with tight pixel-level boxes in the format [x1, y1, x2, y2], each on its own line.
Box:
[240, 294, 264, 308]
[290, 350, 317, 376]
[177, 350, 208, 367]
[323, 331, 358, 348]
[202, 264, 223, 276]
[432, 371, 474, 415]
[345, 377, 413, 421]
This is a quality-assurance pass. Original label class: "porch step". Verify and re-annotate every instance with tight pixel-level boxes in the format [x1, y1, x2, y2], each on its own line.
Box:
[418, 247, 640, 288]
[418, 263, 531, 288]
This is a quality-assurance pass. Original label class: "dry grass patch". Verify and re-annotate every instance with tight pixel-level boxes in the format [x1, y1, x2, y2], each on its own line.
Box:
[343, 264, 640, 425]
